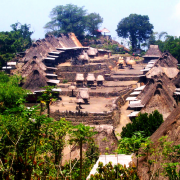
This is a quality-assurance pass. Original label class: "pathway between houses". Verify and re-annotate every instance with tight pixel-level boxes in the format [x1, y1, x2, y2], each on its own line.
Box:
[115, 101, 132, 140]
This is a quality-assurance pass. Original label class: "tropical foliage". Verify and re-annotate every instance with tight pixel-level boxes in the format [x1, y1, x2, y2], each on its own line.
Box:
[0, 73, 99, 179]
[116, 14, 153, 51]
[121, 110, 163, 138]
[0, 22, 33, 68]
[44, 4, 103, 39]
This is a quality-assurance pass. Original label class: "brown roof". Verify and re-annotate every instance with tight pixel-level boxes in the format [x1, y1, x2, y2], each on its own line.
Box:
[155, 51, 178, 67]
[137, 74, 177, 119]
[143, 45, 162, 58]
[146, 65, 179, 79]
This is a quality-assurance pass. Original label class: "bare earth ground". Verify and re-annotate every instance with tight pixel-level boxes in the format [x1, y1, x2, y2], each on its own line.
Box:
[115, 101, 132, 139]
[51, 96, 118, 113]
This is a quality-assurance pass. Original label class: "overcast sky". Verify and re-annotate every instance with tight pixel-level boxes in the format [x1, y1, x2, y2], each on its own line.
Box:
[1, 0, 180, 45]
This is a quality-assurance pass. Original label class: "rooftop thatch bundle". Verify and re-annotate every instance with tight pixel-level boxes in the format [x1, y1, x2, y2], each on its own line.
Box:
[77, 88, 89, 99]
[143, 45, 162, 58]
[76, 74, 84, 81]
[76, 95, 84, 103]
[86, 73, 95, 81]
[127, 59, 136, 65]
[146, 65, 179, 79]
[137, 73, 177, 119]
[96, 75, 105, 81]
[155, 51, 178, 67]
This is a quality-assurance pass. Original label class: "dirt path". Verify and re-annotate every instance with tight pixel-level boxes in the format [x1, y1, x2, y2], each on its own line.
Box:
[115, 101, 132, 139]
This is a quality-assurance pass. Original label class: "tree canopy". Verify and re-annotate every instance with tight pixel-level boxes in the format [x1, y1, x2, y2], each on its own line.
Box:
[116, 14, 153, 51]
[0, 22, 33, 68]
[85, 13, 103, 36]
[44, 4, 103, 39]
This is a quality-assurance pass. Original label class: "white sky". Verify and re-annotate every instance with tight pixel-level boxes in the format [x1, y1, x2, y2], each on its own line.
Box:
[1, 0, 180, 44]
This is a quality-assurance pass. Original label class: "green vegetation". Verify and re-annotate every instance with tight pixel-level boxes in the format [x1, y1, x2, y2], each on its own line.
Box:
[89, 162, 139, 180]
[116, 14, 153, 51]
[0, 73, 99, 179]
[44, 4, 103, 39]
[0, 22, 33, 68]
[121, 110, 163, 138]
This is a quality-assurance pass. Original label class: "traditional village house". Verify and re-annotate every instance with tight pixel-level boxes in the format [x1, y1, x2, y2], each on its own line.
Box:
[15, 33, 85, 91]
[87, 47, 98, 58]
[96, 75, 105, 86]
[77, 88, 90, 104]
[134, 74, 177, 120]
[76, 73, 84, 87]
[143, 45, 162, 63]
[86, 73, 95, 86]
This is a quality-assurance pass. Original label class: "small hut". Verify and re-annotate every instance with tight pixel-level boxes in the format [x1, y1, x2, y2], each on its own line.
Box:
[76, 73, 84, 87]
[87, 48, 98, 58]
[96, 75, 105, 86]
[127, 59, 136, 69]
[98, 49, 111, 58]
[143, 45, 162, 63]
[68, 84, 76, 97]
[77, 88, 90, 104]
[86, 73, 95, 86]
[78, 50, 89, 64]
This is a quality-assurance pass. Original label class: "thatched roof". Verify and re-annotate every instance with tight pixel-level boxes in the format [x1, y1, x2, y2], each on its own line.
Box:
[87, 47, 98, 56]
[96, 75, 104, 81]
[86, 73, 95, 81]
[143, 45, 162, 58]
[155, 51, 178, 67]
[172, 71, 180, 88]
[146, 65, 179, 79]
[22, 69, 48, 91]
[78, 51, 89, 60]
[77, 88, 89, 99]
[76, 73, 84, 81]
[136, 105, 180, 180]
[137, 74, 177, 119]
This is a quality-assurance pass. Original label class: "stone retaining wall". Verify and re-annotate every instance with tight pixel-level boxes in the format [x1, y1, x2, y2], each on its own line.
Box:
[51, 88, 133, 127]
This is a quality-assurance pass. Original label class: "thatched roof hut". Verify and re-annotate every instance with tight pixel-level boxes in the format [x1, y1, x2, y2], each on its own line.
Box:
[96, 75, 104, 81]
[86, 73, 95, 81]
[87, 47, 98, 56]
[172, 71, 180, 88]
[137, 74, 177, 119]
[143, 45, 162, 62]
[76, 74, 84, 81]
[77, 88, 89, 99]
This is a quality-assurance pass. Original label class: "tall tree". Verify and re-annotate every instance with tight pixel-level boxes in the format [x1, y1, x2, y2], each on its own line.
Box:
[85, 13, 103, 36]
[44, 4, 87, 39]
[116, 14, 153, 51]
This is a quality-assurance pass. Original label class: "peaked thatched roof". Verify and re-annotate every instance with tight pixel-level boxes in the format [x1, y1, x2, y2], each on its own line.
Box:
[22, 69, 48, 91]
[87, 47, 98, 56]
[137, 74, 177, 119]
[76, 73, 84, 81]
[155, 51, 178, 67]
[143, 45, 162, 58]
[172, 70, 180, 87]
[146, 65, 179, 79]
[96, 75, 104, 81]
[86, 73, 95, 81]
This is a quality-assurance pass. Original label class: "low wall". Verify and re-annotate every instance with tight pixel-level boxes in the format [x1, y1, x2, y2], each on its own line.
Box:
[50, 88, 133, 127]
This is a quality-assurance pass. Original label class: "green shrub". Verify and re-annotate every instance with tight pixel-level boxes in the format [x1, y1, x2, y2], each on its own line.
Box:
[121, 110, 163, 138]
[62, 79, 68, 83]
